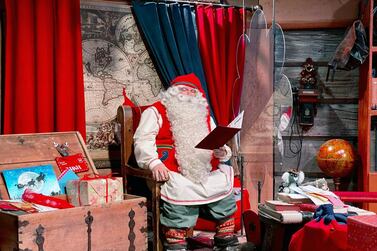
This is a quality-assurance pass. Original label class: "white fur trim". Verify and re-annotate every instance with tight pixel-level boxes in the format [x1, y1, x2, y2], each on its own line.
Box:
[148, 158, 162, 170]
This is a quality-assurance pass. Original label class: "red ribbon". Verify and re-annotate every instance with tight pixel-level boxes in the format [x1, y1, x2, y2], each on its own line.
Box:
[22, 189, 74, 209]
[77, 174, 115, 205]
[81, 173, 115, 181]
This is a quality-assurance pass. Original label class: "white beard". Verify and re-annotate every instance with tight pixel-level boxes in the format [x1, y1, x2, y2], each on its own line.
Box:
[161, 89, 213, 183]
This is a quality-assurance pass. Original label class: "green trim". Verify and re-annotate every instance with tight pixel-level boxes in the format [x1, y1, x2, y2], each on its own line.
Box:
[157, 144, 173, 149]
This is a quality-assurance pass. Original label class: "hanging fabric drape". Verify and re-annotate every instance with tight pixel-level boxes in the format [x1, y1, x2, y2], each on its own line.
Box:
[132, 1, 209, 99]
[196, 5, 245, 126]
[2, 0, 86, 139]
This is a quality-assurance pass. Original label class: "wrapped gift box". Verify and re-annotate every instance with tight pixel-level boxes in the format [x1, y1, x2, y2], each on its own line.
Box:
[348, 215, 377, 251]
[66, 175, 123, 206]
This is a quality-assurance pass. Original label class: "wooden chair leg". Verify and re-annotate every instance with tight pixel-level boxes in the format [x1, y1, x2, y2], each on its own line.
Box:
[151, 184, 162, 251]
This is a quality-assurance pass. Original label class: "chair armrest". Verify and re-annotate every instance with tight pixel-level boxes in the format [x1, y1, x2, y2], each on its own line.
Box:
[125, 164, 165, 184]
[125, 164, 154, 180]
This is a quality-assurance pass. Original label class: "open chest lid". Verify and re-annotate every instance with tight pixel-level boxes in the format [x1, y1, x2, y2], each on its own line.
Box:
[0, 131, 98, 200]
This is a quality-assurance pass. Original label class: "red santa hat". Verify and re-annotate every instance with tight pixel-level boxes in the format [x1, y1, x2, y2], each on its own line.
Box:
[171, 73, 205, 95]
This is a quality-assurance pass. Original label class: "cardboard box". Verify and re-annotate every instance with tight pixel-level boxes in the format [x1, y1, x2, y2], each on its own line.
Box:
[66, 176, 123, 206]
[0, 132, 147, 251]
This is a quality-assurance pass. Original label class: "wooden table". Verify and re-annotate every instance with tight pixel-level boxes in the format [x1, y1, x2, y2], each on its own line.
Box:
[259, 214, 306, 251]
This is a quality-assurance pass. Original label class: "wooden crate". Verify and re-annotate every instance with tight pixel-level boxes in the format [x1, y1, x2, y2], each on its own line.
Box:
[0, 132, 147, 251]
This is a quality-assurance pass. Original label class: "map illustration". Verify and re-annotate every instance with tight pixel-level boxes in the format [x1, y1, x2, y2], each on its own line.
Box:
[81, 2, 162, 150]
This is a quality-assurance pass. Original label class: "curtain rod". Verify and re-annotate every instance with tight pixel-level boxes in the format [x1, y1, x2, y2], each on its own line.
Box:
[151, 0, 262, 12]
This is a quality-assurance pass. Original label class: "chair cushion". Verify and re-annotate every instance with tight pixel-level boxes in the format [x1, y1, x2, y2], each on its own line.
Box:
[194, 177, 251, 232]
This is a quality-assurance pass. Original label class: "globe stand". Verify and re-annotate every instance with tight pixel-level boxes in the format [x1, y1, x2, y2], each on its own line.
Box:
[333, 177, 341, 191]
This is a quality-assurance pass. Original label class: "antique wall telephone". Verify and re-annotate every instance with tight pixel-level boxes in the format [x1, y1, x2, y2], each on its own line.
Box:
[298, 58, 319, 127]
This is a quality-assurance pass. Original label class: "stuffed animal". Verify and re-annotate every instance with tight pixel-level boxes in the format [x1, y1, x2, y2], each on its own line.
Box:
[279, 170, 305, 194]
[302, 178, 329, 191]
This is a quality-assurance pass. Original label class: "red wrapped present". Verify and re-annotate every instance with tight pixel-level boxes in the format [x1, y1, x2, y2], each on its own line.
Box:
[348, 215, 377, 251]
[66, 174, 123, 206]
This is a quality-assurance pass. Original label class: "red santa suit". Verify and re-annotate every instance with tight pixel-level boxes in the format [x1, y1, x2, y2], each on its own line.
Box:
[133, 75, 234, 206]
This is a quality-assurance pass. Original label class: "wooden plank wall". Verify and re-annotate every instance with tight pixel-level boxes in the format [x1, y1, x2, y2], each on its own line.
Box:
[274, 29, 359, 193]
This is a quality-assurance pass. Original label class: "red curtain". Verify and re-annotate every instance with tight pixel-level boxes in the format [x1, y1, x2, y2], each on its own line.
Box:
[196, 6, 245, 126]
[3, 0, 86, 139]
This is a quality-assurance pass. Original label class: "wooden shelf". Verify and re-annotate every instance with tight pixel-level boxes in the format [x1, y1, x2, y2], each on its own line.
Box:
[358, 0, 377, 212]
[371, 47, 377, 53]
[370, 110, 377, 116]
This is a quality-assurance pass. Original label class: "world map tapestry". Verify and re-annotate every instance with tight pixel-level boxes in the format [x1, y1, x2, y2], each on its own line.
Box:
[80, 1, 162, 151]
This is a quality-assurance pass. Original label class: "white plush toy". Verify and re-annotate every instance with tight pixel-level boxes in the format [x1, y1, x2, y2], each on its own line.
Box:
[279, 170, 305, 194]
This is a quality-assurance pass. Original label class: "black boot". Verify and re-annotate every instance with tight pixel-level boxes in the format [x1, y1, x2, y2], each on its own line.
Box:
[213, 235, 240, 251]
[214, 218, 239, 251]
[164, 243, 187, 251]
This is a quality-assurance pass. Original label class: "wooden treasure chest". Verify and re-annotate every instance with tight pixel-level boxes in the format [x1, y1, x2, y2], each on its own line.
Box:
[0, 132, 147, 251]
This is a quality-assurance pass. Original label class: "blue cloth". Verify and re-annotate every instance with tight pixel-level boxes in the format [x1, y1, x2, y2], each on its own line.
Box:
[313, 204, 348, 225]
[132, 1, 208, 98]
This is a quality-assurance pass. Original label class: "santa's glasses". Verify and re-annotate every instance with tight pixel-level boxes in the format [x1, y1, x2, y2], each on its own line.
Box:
[177, 86, 198, 96]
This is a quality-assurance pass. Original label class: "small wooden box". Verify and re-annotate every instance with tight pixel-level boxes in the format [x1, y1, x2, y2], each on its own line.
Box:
[0, 132, 147, 251]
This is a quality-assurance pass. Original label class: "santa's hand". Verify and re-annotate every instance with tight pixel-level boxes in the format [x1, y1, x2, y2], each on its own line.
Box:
[151, 163, 170, 181]
[213, 147, 227, 159]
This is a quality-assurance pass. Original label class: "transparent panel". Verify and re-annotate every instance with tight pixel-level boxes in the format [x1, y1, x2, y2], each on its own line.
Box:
[237, 7, 275, 207]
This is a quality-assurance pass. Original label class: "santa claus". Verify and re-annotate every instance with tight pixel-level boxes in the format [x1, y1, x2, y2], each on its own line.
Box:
[134, 73, 238, 250]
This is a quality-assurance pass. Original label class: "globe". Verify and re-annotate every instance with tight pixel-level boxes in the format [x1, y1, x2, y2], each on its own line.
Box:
[316, 139, 357, 179]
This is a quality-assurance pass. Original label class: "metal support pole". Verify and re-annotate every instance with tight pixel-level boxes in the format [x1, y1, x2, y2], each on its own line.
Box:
[239, 154, 245, 236]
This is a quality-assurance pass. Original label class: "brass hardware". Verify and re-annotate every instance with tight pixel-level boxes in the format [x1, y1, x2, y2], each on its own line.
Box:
[53, 142, 70, 156]
[85, 211, 94, 251]
[35, 225, 45, 251]
[18, 220, 29, 228]
[128, 209, 136, 251]
[140, 226, 148, 233]
[138, 201, 147, 208]
[18, 137, 25, 145]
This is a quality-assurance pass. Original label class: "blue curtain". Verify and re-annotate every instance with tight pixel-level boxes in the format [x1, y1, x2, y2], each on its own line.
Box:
[132, 1, 209, 99]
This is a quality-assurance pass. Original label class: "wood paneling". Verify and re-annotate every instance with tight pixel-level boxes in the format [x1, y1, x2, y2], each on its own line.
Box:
[282, 104, 358, 137]
[275, 28, 360, 186]
[284, 67, 359, 101]
[283, 30, 348, 63]
[275, 137, 358, 174]
[229, 0, 362, 29]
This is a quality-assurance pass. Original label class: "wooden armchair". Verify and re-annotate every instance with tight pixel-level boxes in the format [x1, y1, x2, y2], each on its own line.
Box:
[117, 104, 163, 251]
[117, 104, 251, 250]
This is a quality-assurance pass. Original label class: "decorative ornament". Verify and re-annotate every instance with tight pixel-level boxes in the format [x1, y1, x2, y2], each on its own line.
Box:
[279, 170, 305, 194]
